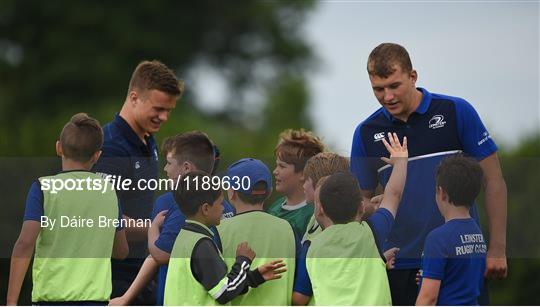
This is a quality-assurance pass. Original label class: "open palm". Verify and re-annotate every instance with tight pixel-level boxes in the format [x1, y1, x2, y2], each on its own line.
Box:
[381, 132, 408, 165]
[258, 259, 287, 281]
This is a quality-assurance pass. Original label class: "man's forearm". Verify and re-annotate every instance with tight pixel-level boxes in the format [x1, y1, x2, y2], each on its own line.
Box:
[479, 153, 508, 255]
[484, 178, 507, 255]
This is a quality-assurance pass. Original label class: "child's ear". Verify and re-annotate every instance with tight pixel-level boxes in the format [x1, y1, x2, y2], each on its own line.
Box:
[315, 200, 325, 218]
[201, 202, 211, 216]
[90, 150, 102, 164]
[227, 189, 235, 201]
[56, 141, 63, 157]
[437, 186, 448, 202]
[182, 161, 194, 173]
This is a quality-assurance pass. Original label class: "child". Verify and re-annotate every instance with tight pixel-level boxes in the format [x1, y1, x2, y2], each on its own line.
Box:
[110, 131, 235, 305]
[163, 171, 285, 305]
[301, 152, 350, 243]
[416, 156, 487, 305]
[7, 113, 128, 305]
[267, 129, 325, 236]
[218, 158, 297, 305]
[292, 133, 407, 305]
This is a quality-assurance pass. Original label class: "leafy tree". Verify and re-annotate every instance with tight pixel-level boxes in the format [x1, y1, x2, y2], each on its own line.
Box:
[0, 1, 317, 304]
[0, 0, 315, 155]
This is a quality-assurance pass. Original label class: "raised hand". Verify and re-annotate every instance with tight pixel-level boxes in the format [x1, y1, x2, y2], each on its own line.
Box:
[236, 241, 256, 261]
[361, 194, 384, 217]
[257, 259, 287, 281]
[381, 132, 408, 165]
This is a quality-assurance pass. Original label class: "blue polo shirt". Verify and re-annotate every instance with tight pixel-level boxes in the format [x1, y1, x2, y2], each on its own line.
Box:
[92, 114, 159, 273]
[151, 192, 235, 305]
[420, 218, 487, 305]
[350, 88, 497, 269]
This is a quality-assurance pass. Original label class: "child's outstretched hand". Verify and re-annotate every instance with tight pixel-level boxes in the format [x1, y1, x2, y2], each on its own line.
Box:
[236, 241, 256, 261]
[257, 259, 287, 281]
[381, 132, 408, 165]
[361, 194, 384, 217]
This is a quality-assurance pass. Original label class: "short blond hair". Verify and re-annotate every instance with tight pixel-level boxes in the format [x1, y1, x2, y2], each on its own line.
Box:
[304, 152, 349, 188]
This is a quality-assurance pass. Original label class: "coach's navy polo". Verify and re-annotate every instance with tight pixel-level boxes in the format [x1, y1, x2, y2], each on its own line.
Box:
[351, 88, 497, 269]
[94, 114, 159, 218]
[93, 113, 159, 261]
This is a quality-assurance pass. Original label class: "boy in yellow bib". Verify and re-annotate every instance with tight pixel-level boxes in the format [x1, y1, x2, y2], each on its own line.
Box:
[7, 113, 129, 305]
[164, 171, 285, 305]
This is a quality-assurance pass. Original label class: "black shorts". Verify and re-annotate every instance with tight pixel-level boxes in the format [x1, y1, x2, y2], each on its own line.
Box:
[387, 269, 419, 305]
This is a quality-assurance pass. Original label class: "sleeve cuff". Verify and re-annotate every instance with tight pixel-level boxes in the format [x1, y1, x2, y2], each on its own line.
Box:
[236, 255, 253, 266]
[422, 270, 444, 280]
[247, 268, 265, 288]
[154, 239, 172, 254]
[293, 286, 313, 296]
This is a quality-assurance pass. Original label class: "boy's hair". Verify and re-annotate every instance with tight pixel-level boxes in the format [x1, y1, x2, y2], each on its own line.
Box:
[315, 176, 329, 190]
[237, 181, 270, 205]
[211, 145, 221, 176]
[304, 153, 350, 187]
[275, 129, 325, 172]
[436, 156, 484, 208]
[367, 43, 413, 78]
[174, 170, 222, 216]
[59, 113, 103, 163]
[162, 131, 215, 173]
[161, 135, 176, 155]
[128, 60, 184, 97]
[319, 172, 361, 224]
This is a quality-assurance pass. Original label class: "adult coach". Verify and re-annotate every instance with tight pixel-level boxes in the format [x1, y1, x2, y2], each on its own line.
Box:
[93, 60, 183, 304]
[351, 43, 507, 305]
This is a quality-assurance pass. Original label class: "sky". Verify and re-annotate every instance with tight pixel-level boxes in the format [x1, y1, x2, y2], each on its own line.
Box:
[304, 1, 539, 155]
[192, 1, 539, 156]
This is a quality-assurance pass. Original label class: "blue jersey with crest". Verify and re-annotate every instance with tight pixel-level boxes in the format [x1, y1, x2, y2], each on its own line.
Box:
[420, 218, 487, 305]
[351, 88, 497, 269]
